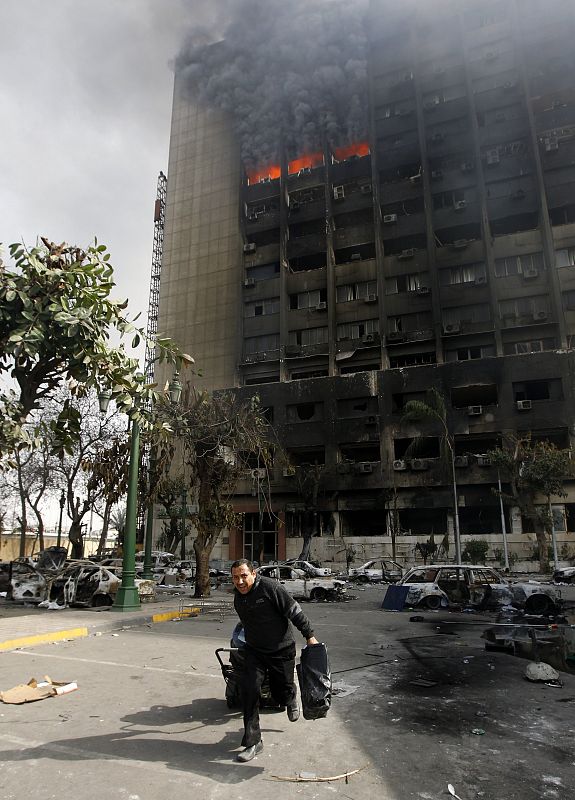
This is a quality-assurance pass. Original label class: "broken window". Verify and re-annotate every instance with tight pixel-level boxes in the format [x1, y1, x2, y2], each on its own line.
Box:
[394, 437, 440, 459]
[389, 352, 436, 368]
[286, 402, 324, 422]
[337, 397, 378, 417]
[439, 262, 486, 286]
[339, 510, 387, 537]
[340, 362, 381, 374]
[451, 384, 498, 408]
[287, 447, 325, 465]
[246, 262, 281, 282]
[387, 311, 433, 333]
[513, 379, 563, 402]
[245, 297, 280, 317]
[550, 204, 575, 227]
[290, 368, 329, 380]
[289, 253, 326, 272]
[391, 391, 426, 412]
[503, 337, 556, 355]
[340, 442, 381, 463]
[399, 508, 447, 536]
[555, 247, 575, 268]
[445, 344, 495, 361]
[494, 252, 544, 277]
[245, 375, 280, 385]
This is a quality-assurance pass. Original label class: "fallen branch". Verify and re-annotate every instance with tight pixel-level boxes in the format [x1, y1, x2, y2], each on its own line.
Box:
[269, 764, 368, 783]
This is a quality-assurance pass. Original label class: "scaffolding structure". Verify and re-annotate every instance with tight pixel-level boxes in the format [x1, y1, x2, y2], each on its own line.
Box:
[145, 170, 167, 387]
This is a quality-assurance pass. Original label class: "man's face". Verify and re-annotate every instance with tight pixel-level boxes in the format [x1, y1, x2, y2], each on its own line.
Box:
[232, 564, 257, 594]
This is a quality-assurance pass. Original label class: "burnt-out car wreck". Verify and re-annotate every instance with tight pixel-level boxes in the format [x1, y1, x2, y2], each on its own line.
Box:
[8, 547, 120, 608]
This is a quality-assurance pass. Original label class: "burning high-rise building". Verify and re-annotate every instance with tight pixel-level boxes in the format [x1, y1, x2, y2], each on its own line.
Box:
[156, 0, 575, 566]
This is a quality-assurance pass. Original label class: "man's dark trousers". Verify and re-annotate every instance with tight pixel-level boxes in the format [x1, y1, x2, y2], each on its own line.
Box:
[241, 642, 296, 747]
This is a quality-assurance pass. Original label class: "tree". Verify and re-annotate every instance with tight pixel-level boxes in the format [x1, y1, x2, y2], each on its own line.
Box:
[401, 388, 462, 563]
[0, 238, 189, 461]
[154, 387, 273, 597]
[488, 435, 572, 573]
[293, 463, 326, 561]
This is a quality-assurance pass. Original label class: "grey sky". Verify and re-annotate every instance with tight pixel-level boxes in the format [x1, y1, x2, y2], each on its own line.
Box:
[0, 0, 211, 335]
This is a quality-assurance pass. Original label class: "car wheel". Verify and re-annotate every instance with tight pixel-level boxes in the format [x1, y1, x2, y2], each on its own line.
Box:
[524, 594, 556, 616]
[357, 575, 370, 584]
[310, 587, 327, 601]
[422, 595, 442, 610]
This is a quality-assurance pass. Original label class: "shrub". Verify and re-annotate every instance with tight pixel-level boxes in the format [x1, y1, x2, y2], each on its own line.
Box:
[462, 539, 489, 564]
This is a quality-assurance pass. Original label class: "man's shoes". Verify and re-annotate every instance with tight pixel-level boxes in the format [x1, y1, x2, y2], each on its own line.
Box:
[236, 740, 263, 762]
[287, 700, 300, 722]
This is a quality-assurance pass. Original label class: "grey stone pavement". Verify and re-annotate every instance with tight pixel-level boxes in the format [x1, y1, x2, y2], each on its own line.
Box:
[0, 586, 574, 800]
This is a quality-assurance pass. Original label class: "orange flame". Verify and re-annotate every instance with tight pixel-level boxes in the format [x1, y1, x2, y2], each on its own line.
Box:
[333, 142, 370, 161]
[247, 164, 281, 186]
[288, 151, 324, 174]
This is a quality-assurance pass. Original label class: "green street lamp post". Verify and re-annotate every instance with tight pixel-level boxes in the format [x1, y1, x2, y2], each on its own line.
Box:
[141, 454, 156, 581]
[56, 489, 66, 548]
[180, 486, 187, 560]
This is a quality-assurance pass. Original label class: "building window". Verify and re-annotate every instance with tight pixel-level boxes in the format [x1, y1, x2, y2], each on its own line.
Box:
[246, 262, 280, 281]
[286, 402, 324, 422]
[502, 338, 556, 355]
[337, 281, 377, 302]
[289, 289, 327, 310]
[385, 273, 425, 294]
[494, 252, 544, 277]
[440, 263, 486, 286]
[499, 296, 548, 321]
[245, 297, 280, 317]
[442, 304, 491, 326]
[556, 248, 575, 268]
[445, 344, 496, 361]
[288, 327, 328, 346]
[389, 352, 436, 368]
[337, 319, 379, 341]
[245, 334, 280, 354]
[388, 311, 433, 333]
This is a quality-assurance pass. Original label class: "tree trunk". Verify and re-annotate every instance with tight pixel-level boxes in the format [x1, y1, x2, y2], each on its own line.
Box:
[97, 502, 112, 556]
[68, 520, 84, 559]
[193, 537, 211, 597]
[30, 502, 45, 551]
[535, 524, 550, 573]
[17, 469, 28, 557]
[298, 510, 315, 560]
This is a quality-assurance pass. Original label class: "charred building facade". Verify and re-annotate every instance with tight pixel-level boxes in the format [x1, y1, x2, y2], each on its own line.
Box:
[157, 0, 575, 565]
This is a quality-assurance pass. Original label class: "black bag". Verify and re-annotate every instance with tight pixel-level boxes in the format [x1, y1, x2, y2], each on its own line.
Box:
[296, 643, 331, 720]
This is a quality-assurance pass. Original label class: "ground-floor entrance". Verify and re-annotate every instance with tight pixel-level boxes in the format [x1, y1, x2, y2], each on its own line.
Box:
[243, 512, 278, 565]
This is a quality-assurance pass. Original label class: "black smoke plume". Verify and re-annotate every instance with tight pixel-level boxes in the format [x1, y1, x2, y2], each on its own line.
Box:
[176, 0, 369, 168]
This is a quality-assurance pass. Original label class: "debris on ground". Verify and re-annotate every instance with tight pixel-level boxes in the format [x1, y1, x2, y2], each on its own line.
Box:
[0, 676, 78, 704]
[524, 662, 560, 683]
[269, 765, 367, 782]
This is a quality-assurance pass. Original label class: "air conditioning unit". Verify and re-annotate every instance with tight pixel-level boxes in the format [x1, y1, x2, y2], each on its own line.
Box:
[251, 468, 266, 479]
[486, 149, 500, 165]
[545, 137, 559, 152]
[365, 293, 377, 303]
[383, 213, 398, 224]
[361, 184, 373, 194]
[477, 455, 491, 466]
[244, 354, 256, 363]
[333, 185, 345, 200]
[431, 169, 443, 180]
[393, 459, 407, 471]
[314, 301, 327, 311]
[361, 333, 377, 344]
[357, 462, 373, 474]
[452, 239, 469, 250]
[416, 286, 430, 295]
[243, 243, 257, 254]
[467, 405, 483, 416]
[454, 455, 469, 468]
[411, 458, 429, 471]
[461, 161, 474, 173]
[398, 248, 415, 260]
[337, 463, 351, 474]
[283, 466, 296, 477]
[424, 97, 441, 109]
[255, 352, 267, 361]
[532, 310, 548, 321]
[443, 322, 461, 334]
[523, 268, 538, 279]
[517, 399, 532, 411]
[365, 415, 377, 426]
[454, 200, 467, 212]
[475, 275, 487, 286]
[350, 253, 362, 261]
[244, 277, 256, 287]
[387, 331, 406, 342]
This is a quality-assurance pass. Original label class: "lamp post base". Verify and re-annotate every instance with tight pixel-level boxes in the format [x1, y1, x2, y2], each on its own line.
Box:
[112, 587, 141, 611]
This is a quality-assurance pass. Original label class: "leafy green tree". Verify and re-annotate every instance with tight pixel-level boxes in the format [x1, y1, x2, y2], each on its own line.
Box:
[154, 387, 273, 597]
[488, 436, 572, 573]
[0, 238, 188, 460]
[401, 388, 462, 563]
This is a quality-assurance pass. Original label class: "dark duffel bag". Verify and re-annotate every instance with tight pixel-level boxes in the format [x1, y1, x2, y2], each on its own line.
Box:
[296, 642, 331, 720]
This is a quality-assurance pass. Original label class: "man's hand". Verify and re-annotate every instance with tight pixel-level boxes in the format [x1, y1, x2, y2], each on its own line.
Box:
[306, 636, 319, 645]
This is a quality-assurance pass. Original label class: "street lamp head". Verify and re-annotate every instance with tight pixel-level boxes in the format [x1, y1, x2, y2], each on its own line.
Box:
[98, 388, 112, 414]
[168, 372, 182, 405]
[59, 489, 66, 509]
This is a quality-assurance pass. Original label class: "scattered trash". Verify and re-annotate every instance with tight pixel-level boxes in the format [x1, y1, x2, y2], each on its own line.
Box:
[448, 784, 464, 800]
[471, 728, 485, 736]
[270, 765, 367, 783]
[38, 600, 66, 610]
[409, 679, 438, 688]
[0, 676, 78, 704]
[544, 680, 563, 688]
[524, 662, 560, 683]
[331, 681, 360, 697]
[475, 710, 487, 717]
[111, 633, 120, 637]
[409, 616, 425, 622]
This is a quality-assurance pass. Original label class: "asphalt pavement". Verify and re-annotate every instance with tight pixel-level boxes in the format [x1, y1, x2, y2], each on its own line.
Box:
[0, 585, 574, 800]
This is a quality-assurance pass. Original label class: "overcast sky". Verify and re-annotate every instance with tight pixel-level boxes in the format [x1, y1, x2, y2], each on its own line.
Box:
[0, 0, 213, 334]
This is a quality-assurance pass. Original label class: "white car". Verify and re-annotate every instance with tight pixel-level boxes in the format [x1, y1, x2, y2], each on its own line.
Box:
[553, 565, 575, 584]
[349, 559, 403, 583]
[399, 564, 560, 614]
[282, 559, 332, 577]
[257, 565, 346, 601]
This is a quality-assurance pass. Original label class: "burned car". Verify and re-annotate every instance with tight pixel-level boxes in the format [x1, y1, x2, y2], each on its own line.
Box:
[9, 547, 120, 608]
[553, 565, 575, 584]
[399, 564, 560, 614]
[257, 565, 347, 601]
[349, 558, 403, 583]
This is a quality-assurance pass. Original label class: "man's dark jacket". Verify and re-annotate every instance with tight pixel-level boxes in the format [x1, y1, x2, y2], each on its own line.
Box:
[234, 574, 314, 653]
